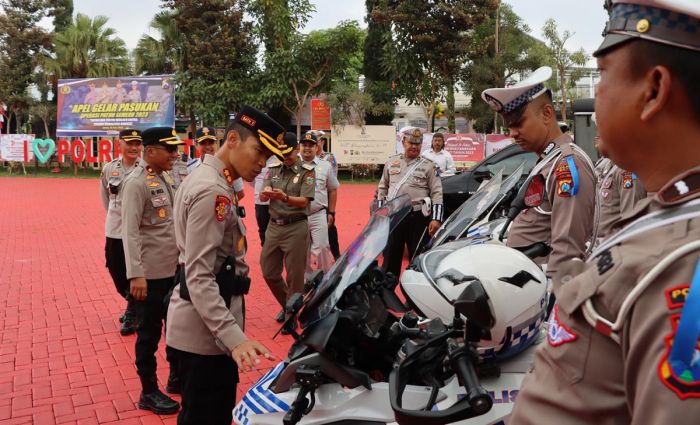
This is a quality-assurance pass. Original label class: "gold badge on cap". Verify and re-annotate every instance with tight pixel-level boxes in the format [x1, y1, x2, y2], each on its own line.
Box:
[171, 129, 177, 137]
[132, 131, 138, 136]
[203, 127, 210, 135]
[636, 19, 650, 33]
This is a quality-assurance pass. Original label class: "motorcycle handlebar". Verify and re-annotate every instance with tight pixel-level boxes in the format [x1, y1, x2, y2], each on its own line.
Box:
[448, 342, 492, 415]
[389, 333, 494, 425]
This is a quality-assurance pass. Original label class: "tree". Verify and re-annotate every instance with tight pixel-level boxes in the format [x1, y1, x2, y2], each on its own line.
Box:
[362, 0, 394, 125]
[372, 0, 496, 132]
[541, 18, 588, 122]
[462, 3, 548, 132]
[260, 21, 365, 137]
[0, 0, 52, 133]
[47, 0, 73, 32]
[43, 13, 130, 79]
[163, 0, 257, 127]
[246, 0, 315, 125]
[134, 10, 183, 75]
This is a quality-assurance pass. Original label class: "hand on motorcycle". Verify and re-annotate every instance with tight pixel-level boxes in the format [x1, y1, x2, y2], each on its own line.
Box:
[428, 220, 441, 236]
[232, 340, 275, 372]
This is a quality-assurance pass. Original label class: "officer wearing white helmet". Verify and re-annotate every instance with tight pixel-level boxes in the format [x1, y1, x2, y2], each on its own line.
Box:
[482, 66, 596, 281]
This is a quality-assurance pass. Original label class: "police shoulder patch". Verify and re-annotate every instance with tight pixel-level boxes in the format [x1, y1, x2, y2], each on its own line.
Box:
[215, 195, 231, 222]
[555, 162, 573, 197]
[658, 314, 700, 399]
[622, 171, 635, 189]
[547, 305, 578, 347]
[305, 171, 315, 186]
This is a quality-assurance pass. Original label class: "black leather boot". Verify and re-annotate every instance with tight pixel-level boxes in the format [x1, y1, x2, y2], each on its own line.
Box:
[120, 301, 137, 336]
[138, 376, 179, 414]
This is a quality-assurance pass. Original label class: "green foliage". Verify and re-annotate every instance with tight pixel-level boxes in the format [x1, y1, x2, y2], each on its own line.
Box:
[462, 4, 549, 132]
[372, 0, 496, 132]
[43, 13, 130, 79]
[163, 0, 257, 126]
[47, 0, 73, 32]
[134, 10, 182, 75]
[245, 0, 314, 52]
[0, 0, 52, 132]
[362, 0, 394, 125]
[259, 20, 365, 136]
[540, 18, 589, 120]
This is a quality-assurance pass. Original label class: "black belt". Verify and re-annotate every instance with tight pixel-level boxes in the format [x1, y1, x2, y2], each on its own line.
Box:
[176, 259, 251, 309]
[270, 215, 307, 226]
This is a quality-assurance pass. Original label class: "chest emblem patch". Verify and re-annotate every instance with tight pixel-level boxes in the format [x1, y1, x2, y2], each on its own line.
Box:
[547, 305, 578, 347]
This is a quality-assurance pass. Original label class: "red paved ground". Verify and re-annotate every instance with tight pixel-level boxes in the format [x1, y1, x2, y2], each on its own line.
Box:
[0, 177, 375, 425]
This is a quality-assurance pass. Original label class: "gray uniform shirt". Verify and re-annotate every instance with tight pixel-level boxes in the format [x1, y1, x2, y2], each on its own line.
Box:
[377, 154, 443, 219]
[166, 155, 248, 355]
[308, 157, 339, 213]
[100, 157, 140, 239]
[121, 162, 179, 280]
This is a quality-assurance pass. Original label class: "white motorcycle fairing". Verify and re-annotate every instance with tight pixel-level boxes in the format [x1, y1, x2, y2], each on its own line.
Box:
[234, 335, 540, 425]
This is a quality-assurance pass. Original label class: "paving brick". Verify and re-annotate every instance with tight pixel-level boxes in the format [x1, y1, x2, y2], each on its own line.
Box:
[0, 177, 372, 424]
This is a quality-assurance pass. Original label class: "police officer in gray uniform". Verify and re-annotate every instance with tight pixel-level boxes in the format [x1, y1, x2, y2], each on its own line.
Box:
[121, 127, 183, 414]
[100, 129, 142, 335]
[376, 129, 444, 277]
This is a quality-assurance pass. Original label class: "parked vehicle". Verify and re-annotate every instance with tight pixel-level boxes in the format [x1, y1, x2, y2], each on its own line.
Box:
[442, 144, 537, 219]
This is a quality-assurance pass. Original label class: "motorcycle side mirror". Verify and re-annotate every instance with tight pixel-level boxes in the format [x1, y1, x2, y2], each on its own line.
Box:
[454, 281, 495, 336]
[499, 174, 546, 241]
[472, 169, 493, 183]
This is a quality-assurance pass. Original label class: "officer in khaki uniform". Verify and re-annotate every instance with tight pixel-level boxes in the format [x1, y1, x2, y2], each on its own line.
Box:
[100, 129, 142, 335]
[187, 126, 246, 200]
[260, 133, 315, 325]
[376, 128, 444, 277]
[166, 106, 283, 425]
[594, 132, 647, 243]
[482, 66, 596, 279]
[121, 127, 183, 414]
[511, 1, 700, 423]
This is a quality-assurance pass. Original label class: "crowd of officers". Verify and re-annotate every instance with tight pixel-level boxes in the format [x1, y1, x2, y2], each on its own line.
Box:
[99, 107, 340, 424]
[96, 1, 700, 422]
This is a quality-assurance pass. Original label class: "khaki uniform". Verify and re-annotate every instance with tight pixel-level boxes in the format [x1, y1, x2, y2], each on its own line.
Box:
[100, 157, 140, 239]
[506, 134, 596, 277]
[121, 163, 179, 280]
[306, 157, 339, 275]
[166, 155, 248, 356]
[170, 157, 188, 190]
[595, 158, 647, 241]
[511, 166, 700, 424]
[376, 154, 443, 276]
[260, 158, 316, 308]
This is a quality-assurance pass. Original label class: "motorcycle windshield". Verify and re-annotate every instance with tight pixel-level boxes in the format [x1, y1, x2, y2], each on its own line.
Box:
[431, 161, 527, 247]
[299, 194, 412, 328]
[431, 170, 504, 246]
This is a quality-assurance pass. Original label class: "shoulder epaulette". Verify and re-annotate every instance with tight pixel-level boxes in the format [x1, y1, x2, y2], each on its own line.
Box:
[302, 163, 315, 171]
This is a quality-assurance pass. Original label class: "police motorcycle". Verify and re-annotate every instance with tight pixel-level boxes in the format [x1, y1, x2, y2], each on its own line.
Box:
[234, 165, 549, 425]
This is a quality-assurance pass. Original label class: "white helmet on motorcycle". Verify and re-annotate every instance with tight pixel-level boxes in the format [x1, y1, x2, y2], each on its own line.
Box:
[402, 240, 547, 361]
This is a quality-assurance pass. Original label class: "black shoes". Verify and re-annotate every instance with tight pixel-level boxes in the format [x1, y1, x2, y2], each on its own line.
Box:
[281, 318, 297, 335]
[275, 310, 285, 323]
[120, 315, 136, 336]
[138, 388, 180, 414]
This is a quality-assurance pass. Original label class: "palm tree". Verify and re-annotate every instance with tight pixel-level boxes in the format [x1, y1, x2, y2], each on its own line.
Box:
[134, 11, 184, 75]
[43, 13, 130, 79]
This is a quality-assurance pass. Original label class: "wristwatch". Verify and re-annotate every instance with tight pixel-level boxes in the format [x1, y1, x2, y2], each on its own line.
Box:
[327, 211, 336, 216]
